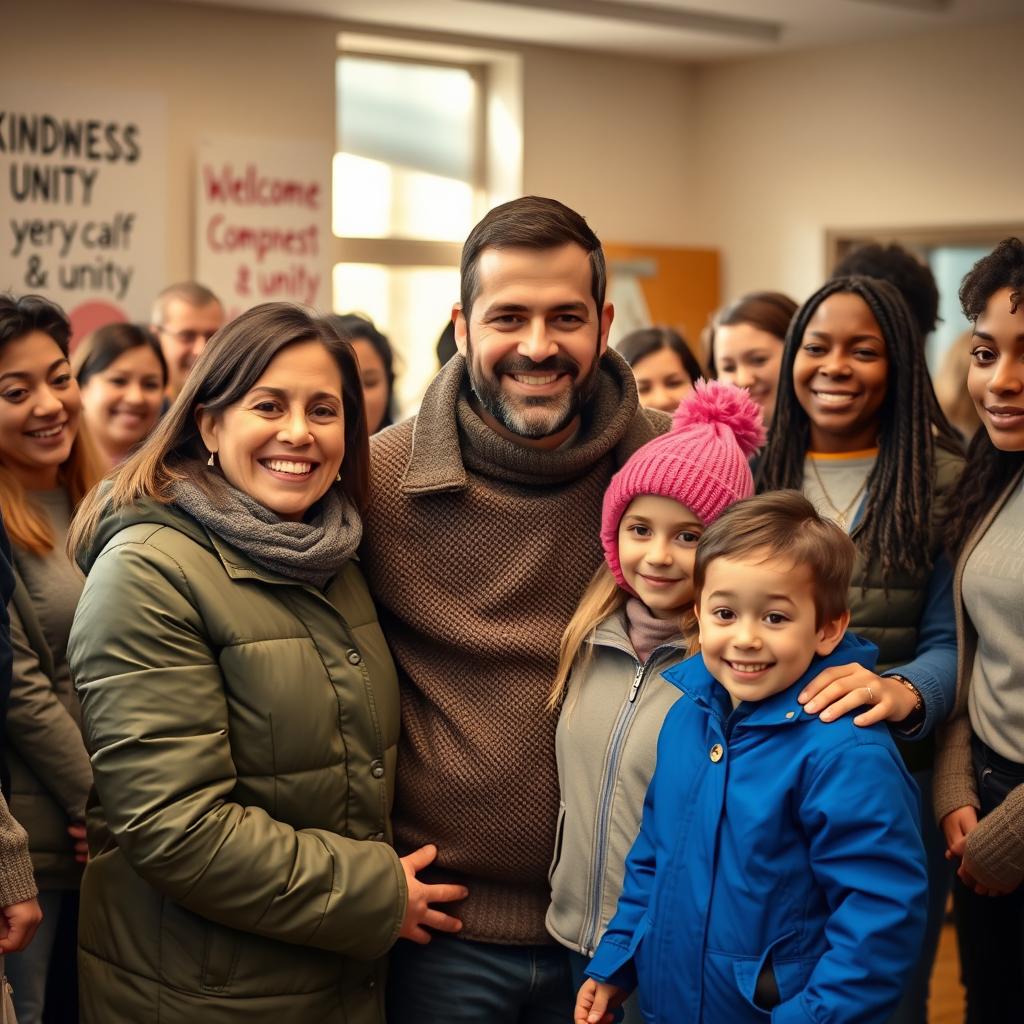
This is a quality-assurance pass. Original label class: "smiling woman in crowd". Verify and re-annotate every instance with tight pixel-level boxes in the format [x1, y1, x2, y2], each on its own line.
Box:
[73, 322, 168, 471]
[938, 237, 1024, 1023]
[66, 302, 464, 1023]
[615, 326, 703, 414]
[756, 274, 964, 1021]
[0, 294, 100, 1024]
[707, 291, 797, 429]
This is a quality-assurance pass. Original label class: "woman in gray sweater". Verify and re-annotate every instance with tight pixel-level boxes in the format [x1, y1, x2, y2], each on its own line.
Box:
[0, 294, 101, 1023]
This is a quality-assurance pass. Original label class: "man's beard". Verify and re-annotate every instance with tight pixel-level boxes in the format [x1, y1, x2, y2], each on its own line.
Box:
[465, 340, 601, 440]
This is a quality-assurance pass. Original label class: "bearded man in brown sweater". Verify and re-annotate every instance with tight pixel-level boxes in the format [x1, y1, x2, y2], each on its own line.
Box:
[360, 196, 668, 1022]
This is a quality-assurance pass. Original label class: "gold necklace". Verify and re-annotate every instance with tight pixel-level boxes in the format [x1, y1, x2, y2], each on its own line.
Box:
[808, 457, 868, 530]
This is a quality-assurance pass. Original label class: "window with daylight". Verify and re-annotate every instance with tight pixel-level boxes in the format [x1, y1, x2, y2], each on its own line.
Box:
[334, 52, 485, 414]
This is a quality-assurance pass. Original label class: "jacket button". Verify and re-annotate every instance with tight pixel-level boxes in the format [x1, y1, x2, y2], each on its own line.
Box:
[347, 650, 362, 665]
[709, 743, 724, 762]
[370, 760, 385, 779]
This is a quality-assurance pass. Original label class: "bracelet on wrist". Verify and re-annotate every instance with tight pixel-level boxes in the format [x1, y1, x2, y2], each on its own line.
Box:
[888, 674, 926, 730]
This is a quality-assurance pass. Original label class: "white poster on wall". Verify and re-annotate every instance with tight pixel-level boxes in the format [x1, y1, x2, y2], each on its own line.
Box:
[0, 84, 166, 343]
[195, 136, 332, 321]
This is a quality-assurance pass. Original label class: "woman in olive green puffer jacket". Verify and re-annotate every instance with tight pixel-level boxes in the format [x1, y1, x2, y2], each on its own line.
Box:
[66, 304, 464, 1024]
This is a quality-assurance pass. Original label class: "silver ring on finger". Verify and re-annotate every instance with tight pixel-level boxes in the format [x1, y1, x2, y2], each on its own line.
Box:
[865, 686, 875, 703]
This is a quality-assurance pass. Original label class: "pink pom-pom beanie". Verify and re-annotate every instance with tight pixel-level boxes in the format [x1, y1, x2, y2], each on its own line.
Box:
[601, 379, 765, 595]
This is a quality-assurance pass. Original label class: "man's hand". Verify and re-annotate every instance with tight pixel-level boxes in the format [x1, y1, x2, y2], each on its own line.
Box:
[574, 978, 626, 1024]
[0, 897, 43, 954]
[398, 844, 468, 944]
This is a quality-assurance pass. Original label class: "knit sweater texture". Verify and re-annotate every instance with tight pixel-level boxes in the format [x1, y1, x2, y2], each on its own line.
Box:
[935, 467, 1024, 890]
[360, 352, 668, 944]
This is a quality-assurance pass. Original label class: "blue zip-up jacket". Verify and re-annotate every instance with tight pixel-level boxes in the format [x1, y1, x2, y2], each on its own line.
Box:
[587, 633, 928, 1024]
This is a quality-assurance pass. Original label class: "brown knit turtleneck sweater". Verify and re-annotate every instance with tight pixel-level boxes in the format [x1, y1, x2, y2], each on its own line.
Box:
[360, 352, 667, 944]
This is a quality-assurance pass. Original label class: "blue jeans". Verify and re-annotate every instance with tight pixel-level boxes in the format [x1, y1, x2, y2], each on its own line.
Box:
[386, 934, 573, 1024]
[5, 890, 64, 1024]
[886, 769, 954, 1024]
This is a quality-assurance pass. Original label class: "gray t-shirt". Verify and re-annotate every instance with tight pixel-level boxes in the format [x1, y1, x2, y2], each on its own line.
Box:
[802, 451, 877, 533]
[11, 488, 83, 699]
[963, 475, 1024, 763]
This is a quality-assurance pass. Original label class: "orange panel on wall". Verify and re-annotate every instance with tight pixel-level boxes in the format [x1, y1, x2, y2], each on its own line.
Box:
[604, 242, 720, 366]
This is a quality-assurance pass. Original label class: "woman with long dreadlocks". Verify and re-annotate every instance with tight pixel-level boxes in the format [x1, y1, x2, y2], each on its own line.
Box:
[756, 274, 964, 1024]
[936, 237, 1024, 1023]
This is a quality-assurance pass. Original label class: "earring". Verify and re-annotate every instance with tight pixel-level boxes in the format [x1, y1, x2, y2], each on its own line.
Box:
[335, 472, 341, 482]
[207, 452, 215, 467]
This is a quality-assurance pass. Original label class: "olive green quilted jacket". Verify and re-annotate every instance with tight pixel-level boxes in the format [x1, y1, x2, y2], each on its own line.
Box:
[67, 499, 405, 1024]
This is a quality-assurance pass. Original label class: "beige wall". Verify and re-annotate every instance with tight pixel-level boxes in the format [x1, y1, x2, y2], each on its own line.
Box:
[690, 15, 1024, 304]
[521, 48, 696, 245]
[10, 0, 1021, 312]
[4, 0, 697, 288]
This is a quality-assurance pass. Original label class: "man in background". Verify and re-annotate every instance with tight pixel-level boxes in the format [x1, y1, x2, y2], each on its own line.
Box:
[150, 281, 223, 401]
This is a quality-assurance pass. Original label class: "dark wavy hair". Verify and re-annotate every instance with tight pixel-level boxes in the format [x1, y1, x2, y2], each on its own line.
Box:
[831, 243, 940, 337]
[944, 238, 1024, 555]
[615, 326, 704, 386]
[756, 275, 961, 582]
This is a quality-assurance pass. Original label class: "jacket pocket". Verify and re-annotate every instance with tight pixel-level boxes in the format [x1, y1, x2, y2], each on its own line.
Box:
[729, 932, 815, 1014]
[200, 921, 239, 993]
[548, 801, 566, 885]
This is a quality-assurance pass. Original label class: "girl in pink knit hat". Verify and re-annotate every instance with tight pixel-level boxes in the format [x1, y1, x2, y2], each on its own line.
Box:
[544, 379, 763, 1022]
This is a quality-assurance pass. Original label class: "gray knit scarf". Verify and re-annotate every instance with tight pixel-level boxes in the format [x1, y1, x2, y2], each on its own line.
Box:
[171, 468, 362, 589]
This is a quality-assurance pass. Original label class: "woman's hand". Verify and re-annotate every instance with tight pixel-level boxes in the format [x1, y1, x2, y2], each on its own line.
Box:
[68, 821, 89, 864]
[798, 664, 918, 726]
[942, 805, 978, 860]
[574, 979, 626, 1024]
[398, 844, 468, 944]
[941, 808, 1016, 897]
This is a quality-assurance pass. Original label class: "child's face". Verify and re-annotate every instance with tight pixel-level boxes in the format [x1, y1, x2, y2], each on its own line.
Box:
[618, 495, 704, 618]
[697, 548, 848, 705]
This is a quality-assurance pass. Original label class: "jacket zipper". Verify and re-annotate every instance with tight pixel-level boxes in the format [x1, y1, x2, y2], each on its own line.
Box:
[579, 641, 682, 957]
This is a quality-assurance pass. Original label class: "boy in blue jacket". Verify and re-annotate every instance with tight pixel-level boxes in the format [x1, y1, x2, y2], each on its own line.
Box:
[577, 490, 928, 1024]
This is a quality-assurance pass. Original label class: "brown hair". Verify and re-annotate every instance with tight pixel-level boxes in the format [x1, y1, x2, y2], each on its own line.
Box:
[73, 322, 168, 389]
[707, 291, 797, 377]
[70, 302, 369, 556]
[0, 293, 103, 554]
[694, 490, 855, 627]
[615, 326, 705, 386]
[460, 196, 606, 319]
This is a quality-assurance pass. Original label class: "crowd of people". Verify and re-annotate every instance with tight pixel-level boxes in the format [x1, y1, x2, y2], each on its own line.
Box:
[0, 195, 1020, 1024]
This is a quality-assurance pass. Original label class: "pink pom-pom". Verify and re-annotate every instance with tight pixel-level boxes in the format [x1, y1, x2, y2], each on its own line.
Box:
[671, 379, 766, 458]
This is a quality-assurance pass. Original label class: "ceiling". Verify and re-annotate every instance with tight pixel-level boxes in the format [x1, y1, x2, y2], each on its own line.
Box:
[174, 0, 1024, 62]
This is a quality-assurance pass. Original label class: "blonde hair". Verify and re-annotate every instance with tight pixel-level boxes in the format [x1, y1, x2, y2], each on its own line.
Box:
[547, 561, 698, 713]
